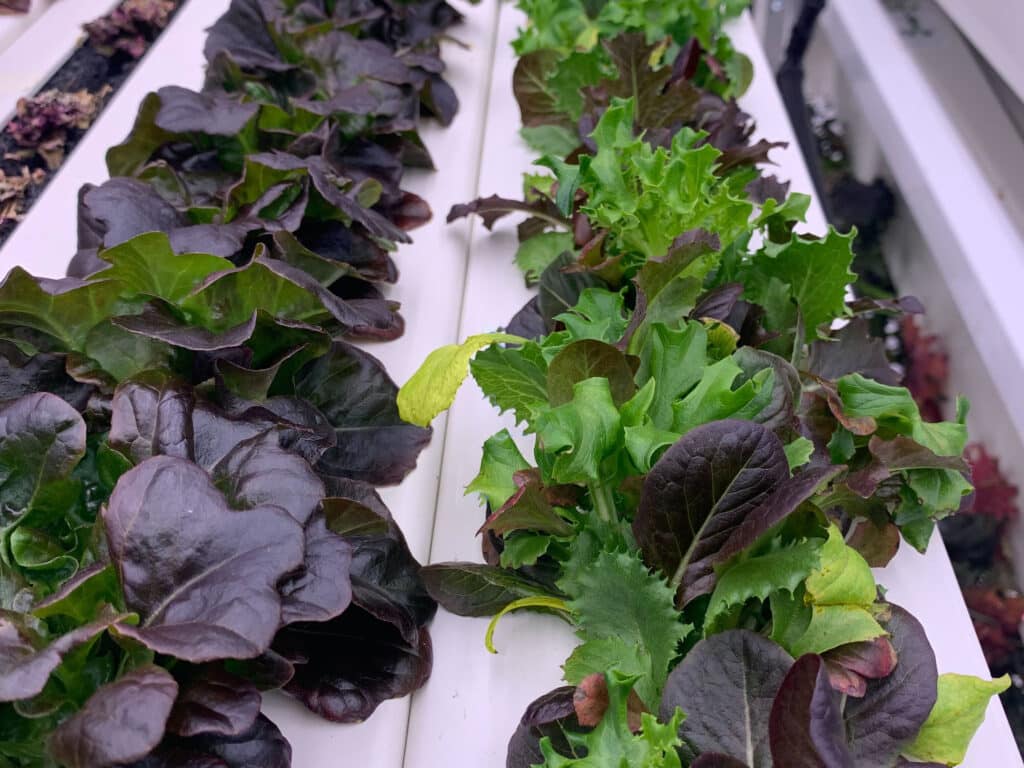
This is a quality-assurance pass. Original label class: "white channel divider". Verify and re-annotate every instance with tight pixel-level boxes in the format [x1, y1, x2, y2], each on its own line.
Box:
[403, 9, 1019, 767]
[0, 0, 121, 125]
[0, 0, 501, 764]
[0, 0, 53, 57]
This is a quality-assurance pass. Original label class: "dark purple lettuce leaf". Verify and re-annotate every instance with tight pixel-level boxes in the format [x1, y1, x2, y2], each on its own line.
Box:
[104, 456, 305, 661]
[106, 88, 259, 178]
[293, 341, 431, 485]
[306, 157, 412, 243]
[420, 562, 559, 617]
[691, 283, 743, 322]
[203, 0, 284, 71]
[154, 86, 259, 136]
[581, 33, 702, 135]
[446, 193, 569, 231]
[633, 420, 790, 605]
[127, 713, 291, 768]
[660, 630, 793, 767]
[273, 481, 435, 721]
[843, 605, 937, 767]
[49, 665, 178, 768]
[222, 649, 295, 692]
[322, 130, 403, 201]
[108, 371, 334, 471]
[0, 392, 87, 510]
[745, 175, 790, 205]
[108, 371, 194, 464]
[506, 686, 583, 767]
[822, 637, 898, 698]
[75, 180, 173, 249]
[692, 755, 751, 768]
[506, 296, 547, 340]
[807, 319, 901, 386]
[77, 179, 246, 259]
[277, 513, 353, 624]
[707, 465, 842, 568]
[246, 253, 404, 340]
[0, 608, 126, 703]
[768, 655, 853, 768]
[346, 517, 436, 637]
[0, 341, 95, 411]
[273, 225, 397, 285]
[274, 609, 432, 722]
[166, 668, 261, 739]
[366, 0, 462, 48]
[213, 431, 325, 526]
[112, 304, 260, 352]
[185, 713, 291, 766]
[211, 395, 335, 467]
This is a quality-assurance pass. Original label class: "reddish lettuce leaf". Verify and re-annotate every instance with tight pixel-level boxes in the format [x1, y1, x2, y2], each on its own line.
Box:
[661, 630, 793, 767]
[768, 654, 852, 768]
[104, 456, 306, 662]
[49, 666, 179, 768]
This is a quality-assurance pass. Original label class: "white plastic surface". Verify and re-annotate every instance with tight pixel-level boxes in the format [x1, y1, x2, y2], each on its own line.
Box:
[933, 0, 1024, 106]
[0, 0, 119, 124]
[404, 7, 1019, 767]
[0, 0, 52, 56]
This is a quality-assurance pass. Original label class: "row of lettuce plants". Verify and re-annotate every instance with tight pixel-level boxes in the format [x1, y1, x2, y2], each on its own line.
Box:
[0, 0, 471, 764]
[398, 1, 1011, 765]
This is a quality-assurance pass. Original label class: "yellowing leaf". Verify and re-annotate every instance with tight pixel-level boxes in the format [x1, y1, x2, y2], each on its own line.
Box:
[771, 526, 887, 656]
[398, 333, 525, 426]
[805, 524, 876, 606]
[904, 673, 1010, 765]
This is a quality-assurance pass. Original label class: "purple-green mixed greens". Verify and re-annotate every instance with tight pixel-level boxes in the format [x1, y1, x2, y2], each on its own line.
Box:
[398, 0, 1009, 766]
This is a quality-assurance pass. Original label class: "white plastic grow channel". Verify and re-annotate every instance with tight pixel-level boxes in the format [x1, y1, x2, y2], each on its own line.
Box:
[402, 6, 1021, 768]
[0, 0, 120, 125]
[0, 0, 500, 764]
